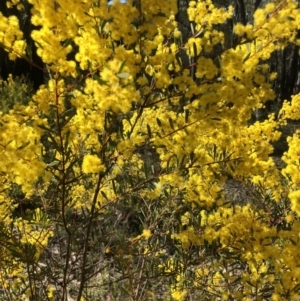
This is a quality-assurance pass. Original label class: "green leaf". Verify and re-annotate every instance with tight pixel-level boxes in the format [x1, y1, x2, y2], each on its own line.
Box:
[147, 124, 152, 138]
[48, 160, 60, 167]
[62, 38, 73, 49]
[156, 118, 162, 127]
[243, 52, 251, 63]
[144, 161, 149, 179]
[64, 130, 71, 152]
[35, 40, 43, 49]
[118, 60, 127, 74]
[99, 20, 108, 32]
[17, 141, 30, 150]
[46, 133, 61, 152]
[37, 124, 57, 135]
[193, 42, 197, 58]
[229, 163, 236, 172]
[213, 144, 217, 161]
[180, 154, 186, 168]
[84, 11, 92, 17]
[175, 53, 182, 68]
[291, 239, 297, 246]
[245, 42, 251, 53]
[286, 16, 295, 21]
[168, 118, 174, 130]
[112, 180, 117, 194]
[190, 23, 194, 35]
[93, 74, 108, 86]
[26, 44, 32, 61]
[194, 28, 204, 38]
[60, 108, 76, 119]
[222, 149, 226, 160]
[75, 65, 82, 77]
[101, 191, 109, 200]
[167, 154, 176, 170]
[121, 82, 132, 88]
[185, 109, 189, 123]
[117, 72, 130, 79]
[110, 35, 115, 52]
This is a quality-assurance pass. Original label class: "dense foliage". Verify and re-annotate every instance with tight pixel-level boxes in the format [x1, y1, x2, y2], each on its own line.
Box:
[1, 0, 300, 300]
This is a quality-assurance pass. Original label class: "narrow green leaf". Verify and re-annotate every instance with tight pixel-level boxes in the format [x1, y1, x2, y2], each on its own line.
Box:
[99, 20, 108, 32]
[112, 180, 117, 195]
[229, 163, 235, 172]
[118, 60, 127, 74]
[17, 141, 30, 150]
[190, 23, 194, 35]
[48, 160, 60, 167]
[167, 154, 176, 170]
[61, 116, 73, 128]
[93, 74, 108, 86]
[101, 191, 108, 200]
[190, 151, 195, 163]
[121, 82, 132, 88]
[193, 42, 197, 57]
[46, 133, 61, 152]
[84, 11, 92, 17]
[180, 154, 187, 167]
[119, 125, 125, 140]
[37, 124, 57, 134]
[185, 109, 189, 123]
[62, 38, 73, 49]
[60, 108, 76, 119]
[75, 65, 82, 77]
[245, 42, 251, 53]
[147, 124, 152, 138]
[175, 53, 182, 68]
[64, 130, 71, 151]
[26, 44, 32, 61]
[222, 149, 226, 160]
[243, 52, 251, 63]
[144, 162, 148, 179]
[35, 40, 43, 49]
[291, 239, 297, 246]
[156, 118, 162, 127]
[194, 28, 204, 38]
[117, 72, 129, 79]
[213, 145, 217, 161]
[168, 118, 174, 130]
[110, 35, 115, 52]
[87, 60, 92, 71]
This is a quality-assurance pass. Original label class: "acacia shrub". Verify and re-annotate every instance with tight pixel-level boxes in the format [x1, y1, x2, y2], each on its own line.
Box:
[0, 0, 300, 301]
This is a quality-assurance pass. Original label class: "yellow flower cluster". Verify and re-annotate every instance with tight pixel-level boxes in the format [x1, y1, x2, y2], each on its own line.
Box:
[82, 154, 105, 174]
[0, 13, 25, 59]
